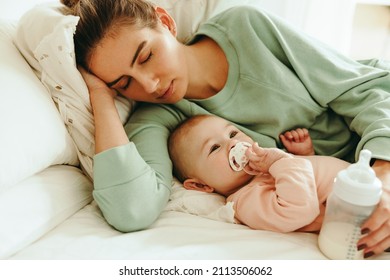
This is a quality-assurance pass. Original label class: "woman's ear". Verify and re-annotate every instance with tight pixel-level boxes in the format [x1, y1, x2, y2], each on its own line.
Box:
[183, 178, 214, 193]
[155, 6, 177, 36]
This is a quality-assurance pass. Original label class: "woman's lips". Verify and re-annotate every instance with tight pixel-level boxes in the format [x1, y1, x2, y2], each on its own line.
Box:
[158, 81, 173, 99]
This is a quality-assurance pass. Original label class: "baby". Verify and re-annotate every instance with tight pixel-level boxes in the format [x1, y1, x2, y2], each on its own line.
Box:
[168, 114, 350, 233]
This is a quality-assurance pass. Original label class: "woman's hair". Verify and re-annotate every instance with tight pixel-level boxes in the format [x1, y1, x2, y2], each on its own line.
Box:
[61, 0, 159, 69]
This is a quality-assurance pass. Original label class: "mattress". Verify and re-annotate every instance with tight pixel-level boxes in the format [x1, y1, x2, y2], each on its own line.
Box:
[8, 188, 390, 260]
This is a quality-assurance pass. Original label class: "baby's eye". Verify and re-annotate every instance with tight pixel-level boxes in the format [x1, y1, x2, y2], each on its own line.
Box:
[229, 131, 238, 138]
[209, 144, 220, 154]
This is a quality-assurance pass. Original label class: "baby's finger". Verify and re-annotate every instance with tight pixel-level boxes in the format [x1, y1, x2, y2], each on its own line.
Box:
[280, 134, 293, 149]
[283, 131, 294, 140]
[243, 165, 260, 175]
[245, 143, 259, 159]
[297, 128, 310, 141]
[251, 142, 265, 155]
[246, 154, 261, 167]
[302, 128, 309, 138]
[295, 128, 305, 142]
[279, 134, 287, 142]
[290, 130, 301, 142]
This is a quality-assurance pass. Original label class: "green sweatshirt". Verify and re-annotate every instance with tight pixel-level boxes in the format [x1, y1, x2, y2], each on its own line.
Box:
[93, 6, 390, 232]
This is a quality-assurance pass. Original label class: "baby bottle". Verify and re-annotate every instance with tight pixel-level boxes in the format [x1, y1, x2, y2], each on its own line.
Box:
[318, 149, 382, 260]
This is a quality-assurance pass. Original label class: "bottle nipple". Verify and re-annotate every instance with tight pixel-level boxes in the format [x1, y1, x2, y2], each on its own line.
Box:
[334, 149, 382, 206]
[346, 149, 376, 184]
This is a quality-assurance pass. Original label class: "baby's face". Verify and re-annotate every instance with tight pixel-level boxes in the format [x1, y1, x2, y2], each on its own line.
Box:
[185, 117, 254, 196]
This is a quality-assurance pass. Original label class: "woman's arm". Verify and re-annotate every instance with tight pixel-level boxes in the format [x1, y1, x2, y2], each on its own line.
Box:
[90, 86, 129, 153]
[80, 67, 129, 153]
[82, 69, 184, 232]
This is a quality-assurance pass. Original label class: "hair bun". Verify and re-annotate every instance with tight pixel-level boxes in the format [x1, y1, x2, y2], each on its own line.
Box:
[61, 0, 81, 9]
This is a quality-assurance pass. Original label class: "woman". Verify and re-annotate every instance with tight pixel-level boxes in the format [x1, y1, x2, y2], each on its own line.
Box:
[62, 0, 390, 258]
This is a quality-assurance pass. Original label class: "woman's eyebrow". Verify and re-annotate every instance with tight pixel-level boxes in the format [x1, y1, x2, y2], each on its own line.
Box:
[106, 41, 147, 87]
[131, 41, 146, 67]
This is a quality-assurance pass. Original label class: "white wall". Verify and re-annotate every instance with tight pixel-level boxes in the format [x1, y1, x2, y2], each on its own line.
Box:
[255, 0, 357, 55]
[350, 3, 390, 60]
[0, 0, 51, 20]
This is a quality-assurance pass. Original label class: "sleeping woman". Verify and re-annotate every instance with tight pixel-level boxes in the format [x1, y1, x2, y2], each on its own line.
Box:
[61, 0, 390, 258]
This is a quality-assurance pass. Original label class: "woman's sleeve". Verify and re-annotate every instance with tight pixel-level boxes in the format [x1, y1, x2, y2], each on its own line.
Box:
[255, 8, 390, 161]
[228, 158, 320, 232]
[92, 103, 185, 232]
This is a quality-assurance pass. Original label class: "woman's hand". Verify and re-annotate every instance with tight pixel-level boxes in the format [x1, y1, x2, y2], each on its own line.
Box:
[358, 159, 390, 258]
[244, 143, 293, 175]
[79, 67, 117, 104]
[78, 67, 129, 154]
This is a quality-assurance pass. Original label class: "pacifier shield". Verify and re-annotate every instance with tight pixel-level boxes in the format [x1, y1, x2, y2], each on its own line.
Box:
[229, 142, 251, 171]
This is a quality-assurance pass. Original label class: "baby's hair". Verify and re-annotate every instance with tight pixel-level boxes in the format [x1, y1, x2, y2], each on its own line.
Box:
[60, 0, 158, 69]
[168, 114, 214, 182]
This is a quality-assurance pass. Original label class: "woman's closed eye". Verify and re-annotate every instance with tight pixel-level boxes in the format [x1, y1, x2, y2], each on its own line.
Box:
[117, 77, 131, 90]
[141, 52, 153, 64]
[115, 51, 153, 90]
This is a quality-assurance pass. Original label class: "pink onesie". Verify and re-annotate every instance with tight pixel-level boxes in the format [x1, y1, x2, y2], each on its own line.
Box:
[227, 155, 350, 233]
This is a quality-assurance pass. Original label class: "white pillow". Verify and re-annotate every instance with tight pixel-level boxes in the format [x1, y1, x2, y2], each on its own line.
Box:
[0, 165, 93, 259]
[0, 19, 78, 192]
[152, 0, 258, 43]
[14, 2, 134, 180]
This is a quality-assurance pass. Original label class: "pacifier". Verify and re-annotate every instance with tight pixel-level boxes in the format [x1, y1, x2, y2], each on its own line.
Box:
[229, 142, 251, 171]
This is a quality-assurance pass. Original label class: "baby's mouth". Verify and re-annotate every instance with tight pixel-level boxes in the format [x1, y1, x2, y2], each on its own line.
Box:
[229, 142, 251, 171]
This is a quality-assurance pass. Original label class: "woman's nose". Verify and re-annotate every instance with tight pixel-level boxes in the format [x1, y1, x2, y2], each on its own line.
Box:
[138, 73, 159, 93]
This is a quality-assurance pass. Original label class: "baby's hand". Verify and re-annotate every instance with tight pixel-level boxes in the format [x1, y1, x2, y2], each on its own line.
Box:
[243, 143, 292, 175]
[279, 128, 314, 156]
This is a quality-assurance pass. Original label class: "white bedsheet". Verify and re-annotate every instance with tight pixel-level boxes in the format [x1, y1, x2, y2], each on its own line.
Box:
[9, 201, 390, 260]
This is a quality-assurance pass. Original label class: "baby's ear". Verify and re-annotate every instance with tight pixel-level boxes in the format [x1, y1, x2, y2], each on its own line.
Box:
[183, 179, 214, 193]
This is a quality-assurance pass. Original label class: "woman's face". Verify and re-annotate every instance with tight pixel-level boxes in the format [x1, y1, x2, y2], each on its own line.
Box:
[88, 23, 188, 104]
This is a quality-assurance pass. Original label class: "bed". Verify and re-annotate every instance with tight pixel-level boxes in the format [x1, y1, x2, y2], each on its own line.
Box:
[1, 0, 389, 265]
